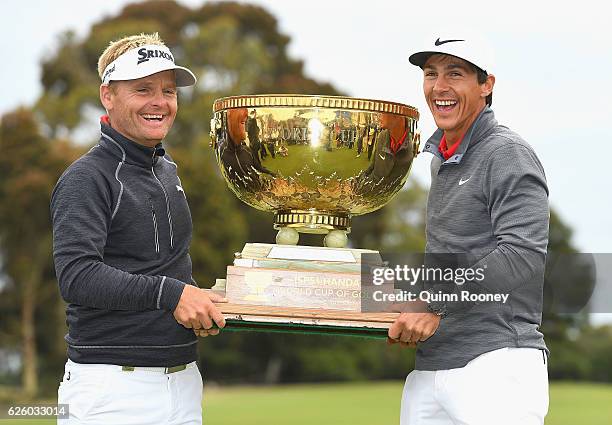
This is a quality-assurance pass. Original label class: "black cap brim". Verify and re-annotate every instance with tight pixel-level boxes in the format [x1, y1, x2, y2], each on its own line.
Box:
[409, 51, 438, 68]
[409, 51, 487, 74]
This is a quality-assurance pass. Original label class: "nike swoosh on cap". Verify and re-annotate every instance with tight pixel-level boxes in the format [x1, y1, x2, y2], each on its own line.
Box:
[434, 38, 465, 46]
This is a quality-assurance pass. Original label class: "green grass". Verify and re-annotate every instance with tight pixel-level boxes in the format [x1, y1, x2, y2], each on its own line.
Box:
[546, 382, 612, 425]
[1, 381, 611, 424]
[203, 381, 612, 425]
[204, 381, 400, 425]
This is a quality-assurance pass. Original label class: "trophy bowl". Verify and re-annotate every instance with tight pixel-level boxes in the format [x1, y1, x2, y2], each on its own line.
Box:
[210, 95, 420, 246]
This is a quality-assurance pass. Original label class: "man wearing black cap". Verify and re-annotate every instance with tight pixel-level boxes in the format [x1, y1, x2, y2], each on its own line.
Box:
[388, 35, 550, 424]
[52, 33, 224, 424]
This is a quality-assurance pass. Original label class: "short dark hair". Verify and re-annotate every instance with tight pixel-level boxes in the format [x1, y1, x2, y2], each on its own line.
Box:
[474, 66, 492, 107]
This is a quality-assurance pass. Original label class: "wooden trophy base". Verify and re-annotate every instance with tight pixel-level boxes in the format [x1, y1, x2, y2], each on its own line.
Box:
[210, 243, 398, 338]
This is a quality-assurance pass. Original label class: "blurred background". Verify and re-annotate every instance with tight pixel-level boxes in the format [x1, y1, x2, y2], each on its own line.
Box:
[1, 1, 611, 424]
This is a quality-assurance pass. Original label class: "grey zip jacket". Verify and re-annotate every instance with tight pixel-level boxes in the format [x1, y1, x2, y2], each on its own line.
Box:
[417, 106, 549, 370]
[51, 122, 196, 367]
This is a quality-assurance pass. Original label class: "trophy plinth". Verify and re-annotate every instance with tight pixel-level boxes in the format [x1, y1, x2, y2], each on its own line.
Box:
[209, 95, 419, 335]
[209, 244, 398, 336]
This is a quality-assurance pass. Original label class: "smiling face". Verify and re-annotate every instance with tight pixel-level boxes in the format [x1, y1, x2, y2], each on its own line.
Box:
[100, 70, 178, 147]
[423, 54, 494, 143]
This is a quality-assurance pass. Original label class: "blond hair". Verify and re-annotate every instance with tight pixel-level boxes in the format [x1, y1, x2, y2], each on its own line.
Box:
[97, 32, 165, 78]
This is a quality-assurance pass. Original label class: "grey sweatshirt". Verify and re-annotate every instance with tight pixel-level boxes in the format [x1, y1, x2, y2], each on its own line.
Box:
[416, 106, 549, 370]
[51, 123, 196, 367]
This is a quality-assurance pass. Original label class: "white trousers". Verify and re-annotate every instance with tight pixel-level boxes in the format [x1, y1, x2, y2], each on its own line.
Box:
[401, 347, 549, 425]
[57, 359, 203, 425]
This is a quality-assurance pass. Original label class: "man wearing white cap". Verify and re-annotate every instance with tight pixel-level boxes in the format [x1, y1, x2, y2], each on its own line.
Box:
[51, 33, 224, 424]
[388, 35, 550, 424]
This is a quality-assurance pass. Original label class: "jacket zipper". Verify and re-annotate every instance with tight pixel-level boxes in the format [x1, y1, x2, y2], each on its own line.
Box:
[150, 201, 160, 254]
[151, 152, 174, 249]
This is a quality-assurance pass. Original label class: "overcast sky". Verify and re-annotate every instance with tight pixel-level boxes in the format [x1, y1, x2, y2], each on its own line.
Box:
[2, 0, 610, 257]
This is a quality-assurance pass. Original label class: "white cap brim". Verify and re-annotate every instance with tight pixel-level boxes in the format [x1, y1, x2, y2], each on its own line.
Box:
[101, 44, 197, 87]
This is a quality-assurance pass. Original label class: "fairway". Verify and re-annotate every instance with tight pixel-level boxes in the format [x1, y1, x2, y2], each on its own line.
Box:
[1, 382, 610, 424]
[203, 381, 612, 425]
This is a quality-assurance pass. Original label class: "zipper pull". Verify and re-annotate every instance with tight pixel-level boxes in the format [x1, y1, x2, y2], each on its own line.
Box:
[152, 145, 165, 166]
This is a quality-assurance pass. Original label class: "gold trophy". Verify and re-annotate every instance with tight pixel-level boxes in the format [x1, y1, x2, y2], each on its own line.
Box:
[209, 95, 420, 336]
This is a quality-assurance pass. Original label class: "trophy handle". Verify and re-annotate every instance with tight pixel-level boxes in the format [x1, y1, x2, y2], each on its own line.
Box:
[412, 130, 421, 157]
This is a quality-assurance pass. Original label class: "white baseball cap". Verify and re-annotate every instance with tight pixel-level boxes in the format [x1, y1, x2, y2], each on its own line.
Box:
[409, 34, 494, 74]
[101, 44, 197, 87]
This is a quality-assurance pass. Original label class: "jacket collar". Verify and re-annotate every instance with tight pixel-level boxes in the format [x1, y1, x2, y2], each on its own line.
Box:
[422, 105, 498, 164]
[99, 122, 165, 168]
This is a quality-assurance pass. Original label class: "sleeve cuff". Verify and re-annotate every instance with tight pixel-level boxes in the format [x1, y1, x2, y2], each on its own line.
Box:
[156, 276, 185, 311]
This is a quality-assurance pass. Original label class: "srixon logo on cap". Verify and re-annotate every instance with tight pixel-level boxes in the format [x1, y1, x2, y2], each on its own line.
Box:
[137, 48, 175, 65]
[102, 63, 115, 81]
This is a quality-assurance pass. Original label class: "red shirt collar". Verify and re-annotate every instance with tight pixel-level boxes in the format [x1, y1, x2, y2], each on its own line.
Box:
[438, 132, 465, 160]
[101, 115, 111, 125]
[390, 128, 408, 154]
